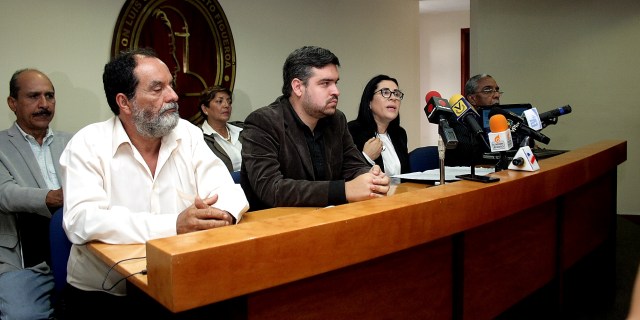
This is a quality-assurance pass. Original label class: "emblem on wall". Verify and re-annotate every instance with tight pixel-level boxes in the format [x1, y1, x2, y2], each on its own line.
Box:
[111, 0, 236, 124]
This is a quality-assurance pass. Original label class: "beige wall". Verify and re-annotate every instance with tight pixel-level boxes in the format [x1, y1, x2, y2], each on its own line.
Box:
[420, 9, 470, 146]
[0, 0, 421, 150]
[471, 0, 640, 214]
[220, 0, 420, 149]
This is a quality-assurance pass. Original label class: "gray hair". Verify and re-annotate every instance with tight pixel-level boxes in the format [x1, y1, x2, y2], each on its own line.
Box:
[464, 73, 493, 97]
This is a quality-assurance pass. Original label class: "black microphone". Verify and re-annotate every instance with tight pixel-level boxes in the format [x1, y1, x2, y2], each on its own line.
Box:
[538, 105, 572, 126]
[424, 91, 458, 149]
[488, 106, 525, 125]
[488, 107, 551, 145]
[448, 94, 484, 136]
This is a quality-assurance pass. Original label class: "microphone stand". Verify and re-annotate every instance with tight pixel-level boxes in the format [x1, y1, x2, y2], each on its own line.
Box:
[456, 134, 500, 183]
[438, 136, 445, 185]
[495, 151, 508, 172]
[436, 117, 457, 185]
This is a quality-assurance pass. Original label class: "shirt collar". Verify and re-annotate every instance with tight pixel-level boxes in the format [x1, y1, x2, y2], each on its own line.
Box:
[201, 120, 215, 135]
[111, 116, 180, 157]
[14, 122, 54, 145]
[202, 120, 236, 141]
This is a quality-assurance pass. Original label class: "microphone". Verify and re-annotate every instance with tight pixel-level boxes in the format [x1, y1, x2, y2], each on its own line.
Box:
[448, 94, 484, 136]
[424, 91, 443, 118]
[522, 108, 542, 130]
[508, 145, 540, 171]
[488, 114, 514, 152]
[488, 106, 525, 125]
[538, 105, 572, 126]
[488, 107, 551, 145]
[424, 91, 458, 149]
[488, 114, 513, 171]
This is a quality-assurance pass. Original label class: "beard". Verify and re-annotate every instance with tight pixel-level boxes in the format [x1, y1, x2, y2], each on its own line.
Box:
[301, 92, 338, 119]
[131, 101, 180, 138]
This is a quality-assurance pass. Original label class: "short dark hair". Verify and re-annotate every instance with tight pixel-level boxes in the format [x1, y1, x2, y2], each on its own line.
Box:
[102, 47, 158, 115]
[199, 85, 232, 120]
[355, 75, 401, 134]
[281, 46, 340, 97]
[9, 68, 50, 98]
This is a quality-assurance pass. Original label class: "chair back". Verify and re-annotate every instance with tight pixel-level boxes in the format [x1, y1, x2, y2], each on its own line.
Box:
[231, 171, 241, 184]
[49, 208, 72, 295]
[408, 146, 440, 172]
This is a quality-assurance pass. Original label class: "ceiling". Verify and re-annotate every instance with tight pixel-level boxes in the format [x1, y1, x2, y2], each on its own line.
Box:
[419, 0, 470, 13]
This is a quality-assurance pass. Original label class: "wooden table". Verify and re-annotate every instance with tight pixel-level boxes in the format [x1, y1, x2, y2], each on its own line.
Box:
[88, 140, 627, 319]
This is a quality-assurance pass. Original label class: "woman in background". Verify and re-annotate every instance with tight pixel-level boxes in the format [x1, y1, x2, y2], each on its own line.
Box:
[348, 75, 409, 176]
[200, 86, 243, 172]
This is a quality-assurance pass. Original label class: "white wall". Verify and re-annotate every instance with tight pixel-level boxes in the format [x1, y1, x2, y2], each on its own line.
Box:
[470, 0, 640, 214]
[419, 9, 470, 146]
[0, 0, 421, 150]
[0, 1, 123, 133]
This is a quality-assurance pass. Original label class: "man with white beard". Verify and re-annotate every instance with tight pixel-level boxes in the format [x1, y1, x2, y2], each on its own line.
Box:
[59, 48, 248, 319]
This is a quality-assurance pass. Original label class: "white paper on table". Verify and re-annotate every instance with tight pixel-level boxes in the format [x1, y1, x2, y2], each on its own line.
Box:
[392, 166, 496, 182]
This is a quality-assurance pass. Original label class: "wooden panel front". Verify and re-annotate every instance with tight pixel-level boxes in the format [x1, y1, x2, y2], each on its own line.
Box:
[248, 237, 453, 320]
[562, 172, 616, 269]
[463, 202, 558, 320]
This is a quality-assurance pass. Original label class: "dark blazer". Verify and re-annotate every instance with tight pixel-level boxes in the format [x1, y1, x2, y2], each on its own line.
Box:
[203, 121, 244, 172]
[240, 96, 370, 210]
[347, 120, 410, 174]
[0, 124, 72, 273]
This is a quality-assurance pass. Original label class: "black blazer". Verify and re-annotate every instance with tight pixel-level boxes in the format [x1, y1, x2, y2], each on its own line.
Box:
[240, 96, 370, 210]
[203, 121, 244, 172]
[347, 120, 410, 174]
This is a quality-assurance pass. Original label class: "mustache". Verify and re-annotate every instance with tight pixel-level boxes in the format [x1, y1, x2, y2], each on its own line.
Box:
[160, 102, 179, 113]
[33, 110, 52, 116]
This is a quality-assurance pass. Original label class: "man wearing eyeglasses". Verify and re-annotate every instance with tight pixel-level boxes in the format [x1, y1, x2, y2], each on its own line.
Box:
[465, 74, 502, 107]
[443, 74, 502, 166]
[240, 46, 390, 210]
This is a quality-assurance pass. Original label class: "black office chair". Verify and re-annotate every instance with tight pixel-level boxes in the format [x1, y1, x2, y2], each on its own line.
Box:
[49, 208, 72, 297]
[408, 146, 439, 172]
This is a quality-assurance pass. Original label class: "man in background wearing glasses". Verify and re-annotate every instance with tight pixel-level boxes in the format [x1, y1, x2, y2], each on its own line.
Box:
[444, 74, 503, 166]
[464, 74, 502, 107]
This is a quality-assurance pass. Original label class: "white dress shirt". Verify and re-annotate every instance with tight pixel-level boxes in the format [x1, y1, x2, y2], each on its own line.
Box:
[361, 132, 401, 176]
[59, 116, 249, 294]
[377, 132, 401, 176]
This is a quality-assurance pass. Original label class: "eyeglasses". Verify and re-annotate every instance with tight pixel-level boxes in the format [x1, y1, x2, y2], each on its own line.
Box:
[375, 88, 404, 100]
[476, 88, 504, 95]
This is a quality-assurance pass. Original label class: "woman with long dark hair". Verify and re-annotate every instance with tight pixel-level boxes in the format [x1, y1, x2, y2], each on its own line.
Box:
[348, 75, 409, 176]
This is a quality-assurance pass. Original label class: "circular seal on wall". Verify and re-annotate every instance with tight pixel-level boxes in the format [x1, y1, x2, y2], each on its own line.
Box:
[111, 0, 236, 124]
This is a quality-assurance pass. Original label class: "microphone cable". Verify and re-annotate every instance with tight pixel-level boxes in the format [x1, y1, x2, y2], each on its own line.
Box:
[101, 256, 147, 291]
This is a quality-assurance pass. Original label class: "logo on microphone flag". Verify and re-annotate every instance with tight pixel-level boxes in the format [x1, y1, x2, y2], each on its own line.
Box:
[526, 150, 537, 164]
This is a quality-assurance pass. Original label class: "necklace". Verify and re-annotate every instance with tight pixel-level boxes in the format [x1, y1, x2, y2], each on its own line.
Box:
[221, 125, 232, 142]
